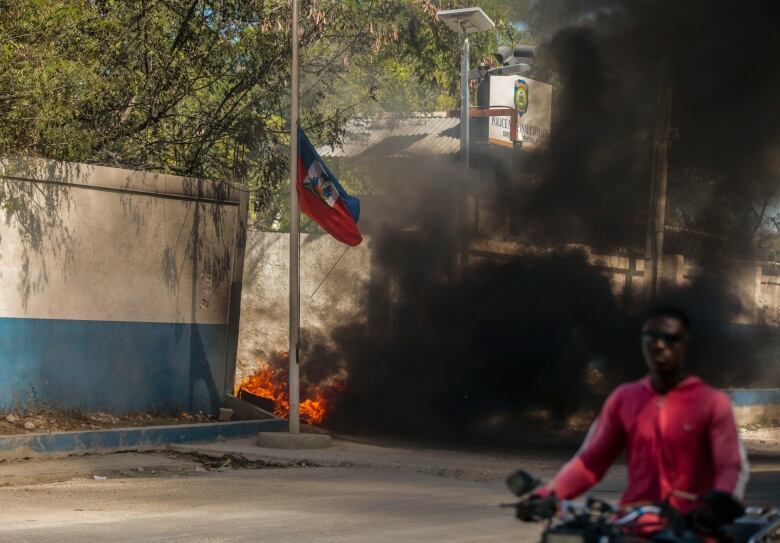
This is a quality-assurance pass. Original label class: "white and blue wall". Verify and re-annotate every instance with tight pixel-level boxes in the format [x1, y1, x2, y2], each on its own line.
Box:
[0, 158, 247, 414]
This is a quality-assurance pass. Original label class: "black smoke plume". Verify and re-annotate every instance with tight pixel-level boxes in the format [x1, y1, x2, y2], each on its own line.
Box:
[298, 0, 780, 438]
[522, 0, 780, 258]
[299, 169, 774, 439]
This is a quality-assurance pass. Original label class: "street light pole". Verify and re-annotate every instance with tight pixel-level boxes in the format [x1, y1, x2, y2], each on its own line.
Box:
[437, 8, 495, 169]
[460, 29, 470, 170]
[437, 7, 494, 276]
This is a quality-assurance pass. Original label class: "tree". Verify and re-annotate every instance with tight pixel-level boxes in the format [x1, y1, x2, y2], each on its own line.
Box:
[0, 0, 516, 228]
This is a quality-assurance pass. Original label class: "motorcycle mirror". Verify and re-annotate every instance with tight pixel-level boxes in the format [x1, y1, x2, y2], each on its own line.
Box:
[506, 470, 541, 497]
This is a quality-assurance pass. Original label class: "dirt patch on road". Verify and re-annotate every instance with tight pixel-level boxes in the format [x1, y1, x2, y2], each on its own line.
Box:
[176, 451, 326, 470]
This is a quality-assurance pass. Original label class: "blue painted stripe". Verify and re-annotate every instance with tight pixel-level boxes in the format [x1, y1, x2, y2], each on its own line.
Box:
[0, 420, 286, 456]
[0, 317, 229, 413]
[726, 389, 780, 406]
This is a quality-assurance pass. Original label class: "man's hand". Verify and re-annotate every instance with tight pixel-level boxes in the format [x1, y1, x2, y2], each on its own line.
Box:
[514, 491, 557, 522]
[688, 491, 745, 534]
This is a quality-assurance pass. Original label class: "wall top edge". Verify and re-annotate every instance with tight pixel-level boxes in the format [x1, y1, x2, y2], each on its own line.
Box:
[0, 156, 247, 203]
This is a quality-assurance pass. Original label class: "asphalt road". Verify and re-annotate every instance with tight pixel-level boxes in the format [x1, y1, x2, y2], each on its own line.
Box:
[0, 443, 777, 542]
[0, 465, 544, 542]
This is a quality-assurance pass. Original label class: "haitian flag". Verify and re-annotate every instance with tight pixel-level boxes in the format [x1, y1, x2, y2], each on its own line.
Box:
[297, 128, 362, 246]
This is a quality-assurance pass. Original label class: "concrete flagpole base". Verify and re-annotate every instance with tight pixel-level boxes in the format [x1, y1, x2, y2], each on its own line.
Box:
[256, 432, 331, 449]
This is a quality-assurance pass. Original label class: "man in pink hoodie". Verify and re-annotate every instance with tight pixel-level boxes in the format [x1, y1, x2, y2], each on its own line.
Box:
[533, 306, 748, 528]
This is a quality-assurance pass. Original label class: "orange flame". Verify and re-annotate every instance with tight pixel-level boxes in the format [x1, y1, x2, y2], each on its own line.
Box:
[236, 366, 289, 418]
[236, 361, 342, 426]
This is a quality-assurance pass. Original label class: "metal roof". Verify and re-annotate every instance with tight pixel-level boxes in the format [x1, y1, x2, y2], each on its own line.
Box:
[319, 113, 460, 159]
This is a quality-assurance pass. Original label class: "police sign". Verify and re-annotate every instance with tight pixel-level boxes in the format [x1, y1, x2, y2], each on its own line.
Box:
[488, 75, 552, 152]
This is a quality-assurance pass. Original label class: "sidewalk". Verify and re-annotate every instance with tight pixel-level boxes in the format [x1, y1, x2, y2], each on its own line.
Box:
[0, 419, 285, 459]
[0, 452, 201, 486]
[741, 426, 780, 457]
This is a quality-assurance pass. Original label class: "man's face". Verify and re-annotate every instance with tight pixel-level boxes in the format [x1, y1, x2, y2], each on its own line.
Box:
[641, 316, 689, 378]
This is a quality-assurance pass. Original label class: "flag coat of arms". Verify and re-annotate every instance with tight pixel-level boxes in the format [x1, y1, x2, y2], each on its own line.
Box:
[297, 128, 362, 246]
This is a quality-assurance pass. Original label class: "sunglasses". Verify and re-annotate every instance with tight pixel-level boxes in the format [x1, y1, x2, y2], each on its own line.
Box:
[641, 332, 686, 346]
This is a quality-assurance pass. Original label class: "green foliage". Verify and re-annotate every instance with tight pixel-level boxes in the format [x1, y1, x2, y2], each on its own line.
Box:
[365, 0, 521, 111]
[0, 0, 520, 229]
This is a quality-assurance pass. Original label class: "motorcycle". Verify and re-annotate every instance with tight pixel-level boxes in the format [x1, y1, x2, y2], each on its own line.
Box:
[502, 470, 780, 543]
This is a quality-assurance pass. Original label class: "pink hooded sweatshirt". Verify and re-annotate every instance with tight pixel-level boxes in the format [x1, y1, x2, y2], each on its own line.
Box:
[546, 376, 748, 512]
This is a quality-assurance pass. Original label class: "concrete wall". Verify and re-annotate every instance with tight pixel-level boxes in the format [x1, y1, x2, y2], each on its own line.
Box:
[0, 158, 247, 413]
[236, 232, 370, 385]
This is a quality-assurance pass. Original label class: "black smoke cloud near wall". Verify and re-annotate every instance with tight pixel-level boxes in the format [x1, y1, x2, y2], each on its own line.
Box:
[298, 1, 780, 437]
[303, 167, 637, 436]
[298, 167, 769, 438]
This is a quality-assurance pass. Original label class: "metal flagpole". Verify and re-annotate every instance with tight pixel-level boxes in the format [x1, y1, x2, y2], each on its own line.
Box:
[288, 0, 301, 434]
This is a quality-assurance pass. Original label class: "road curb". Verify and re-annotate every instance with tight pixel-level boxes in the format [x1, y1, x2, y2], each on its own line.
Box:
[0, 419, 287, 459]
